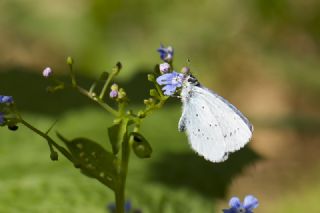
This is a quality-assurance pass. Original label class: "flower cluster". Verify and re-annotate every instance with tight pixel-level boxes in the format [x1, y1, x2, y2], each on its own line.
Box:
[223, 195, 259, 213]
[155, 44, 187, 96]
[109, 83, 127, 101]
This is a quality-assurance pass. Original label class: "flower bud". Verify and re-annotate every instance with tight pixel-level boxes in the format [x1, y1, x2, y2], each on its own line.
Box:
[118, 88, 127, 99]
[112, 62, 122, 76]
[111, 83, 119, 91]
[42, 67, 52, 78]
[159, 62, 170, 73]
[149, 89, 159, 97]
[66, 56, 74, 65]
[109, 90, 118, 99]
[137, 111, 145, 118]
[50, 151, 59, 161]
[147, 74, 155, 82]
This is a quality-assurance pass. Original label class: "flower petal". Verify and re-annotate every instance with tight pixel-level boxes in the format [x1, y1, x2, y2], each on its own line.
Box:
[162, 84, 177, 96]
[229, 197, 242, 208]
[243, 195, 259, 210]
[222, 208, 237, 213]
[0, 95, 13, 104]
[156, 73, 174, 85]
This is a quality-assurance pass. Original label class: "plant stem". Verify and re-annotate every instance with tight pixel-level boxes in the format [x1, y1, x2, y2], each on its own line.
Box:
[76, 85, 119, 117]
[115, 122, 131, 213]
[20, 119, 73, 162]
[99, 72, 116, 100]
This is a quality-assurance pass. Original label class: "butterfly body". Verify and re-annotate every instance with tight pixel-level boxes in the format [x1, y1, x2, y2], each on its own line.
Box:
[178, 75, 253, 162]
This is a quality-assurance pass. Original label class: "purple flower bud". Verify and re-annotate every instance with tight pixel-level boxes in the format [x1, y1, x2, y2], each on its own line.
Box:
[109, 90, 118, 98]
[42, 67, 52, 78]
[159, 62, 170, 73]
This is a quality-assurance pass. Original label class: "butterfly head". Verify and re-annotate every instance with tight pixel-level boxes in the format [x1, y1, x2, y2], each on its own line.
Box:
[183, 74, 200, 87]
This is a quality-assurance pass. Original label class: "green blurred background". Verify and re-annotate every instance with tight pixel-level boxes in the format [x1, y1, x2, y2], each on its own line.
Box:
[1, 0, 320, 212]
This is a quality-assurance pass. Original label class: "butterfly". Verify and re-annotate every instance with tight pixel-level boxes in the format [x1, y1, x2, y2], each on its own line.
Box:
[177, 74, 253, 162]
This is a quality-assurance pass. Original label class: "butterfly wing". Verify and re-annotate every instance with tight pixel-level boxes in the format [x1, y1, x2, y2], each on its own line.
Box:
[179, 84, 253, 162]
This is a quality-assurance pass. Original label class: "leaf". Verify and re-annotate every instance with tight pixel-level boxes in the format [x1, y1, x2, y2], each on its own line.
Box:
[57, 133, 117, 190]
[131, 132, 152, 158]
[108, 120, 128, 154]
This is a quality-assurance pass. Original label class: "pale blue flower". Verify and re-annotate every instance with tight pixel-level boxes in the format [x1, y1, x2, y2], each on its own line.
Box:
[156, 71, 184, 96]
[223, 195, 259, 213]
[157, 44, 174, 62]
[0, 95, 13, 104]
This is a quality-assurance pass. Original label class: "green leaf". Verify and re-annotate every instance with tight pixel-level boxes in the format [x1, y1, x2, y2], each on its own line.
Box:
[57, 133, 117, 190]
[108, 120, 128, 154]
[131, 132, 152, 158]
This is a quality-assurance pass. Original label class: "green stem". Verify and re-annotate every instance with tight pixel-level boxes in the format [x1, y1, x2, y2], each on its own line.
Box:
[20, 119, 73, 162]
[76, 85, 119, 117]
[115, 121, 131, 213]
[99, 72, 116, 100]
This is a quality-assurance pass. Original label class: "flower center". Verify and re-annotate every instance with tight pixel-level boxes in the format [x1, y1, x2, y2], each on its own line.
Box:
[171, 76, 181, 84]
[237, 207, 246, 213]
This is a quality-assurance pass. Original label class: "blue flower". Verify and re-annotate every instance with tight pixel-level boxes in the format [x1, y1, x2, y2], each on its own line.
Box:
[0, 95, 13, 104]
[0, 112, 5, 125]
[157, 44, 174, 62]
[156, 71, 184, 96]
[223, 195, 259, 213]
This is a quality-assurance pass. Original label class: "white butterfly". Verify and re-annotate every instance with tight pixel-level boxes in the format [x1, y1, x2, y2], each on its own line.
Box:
[178, 75, 253, 162]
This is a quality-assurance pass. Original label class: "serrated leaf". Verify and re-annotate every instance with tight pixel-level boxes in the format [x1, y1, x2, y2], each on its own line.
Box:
[131, 132, 152, 158]
[57, 133, 117, 190]
[108, 120, 128, 154]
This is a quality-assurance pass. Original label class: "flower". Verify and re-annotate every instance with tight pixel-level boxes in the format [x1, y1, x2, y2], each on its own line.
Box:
[159, 62, 170, 73]
[110, 84, 119, 98]
[157, 44, 174, 62]
[223, 195, 259, 213]
[156, 71, 184, 96]
[0, 95, 13, 104]
[42, 67, 52, 78]
[109, 90, 118, 98]
[0, 112, 5, 125]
